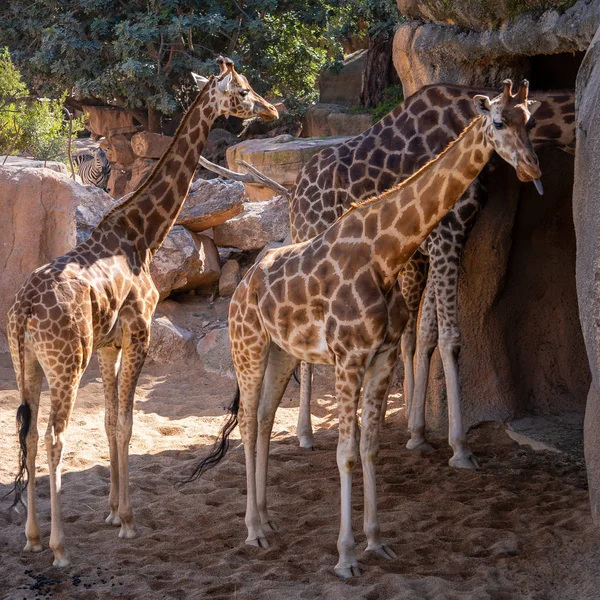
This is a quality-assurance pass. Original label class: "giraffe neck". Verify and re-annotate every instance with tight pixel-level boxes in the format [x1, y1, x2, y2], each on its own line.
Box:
[96, 79, 218, 259]
[335, 116, 493, 288]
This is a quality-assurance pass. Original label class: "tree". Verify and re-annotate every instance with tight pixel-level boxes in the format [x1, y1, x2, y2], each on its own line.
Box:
[0, 1, 363, 132]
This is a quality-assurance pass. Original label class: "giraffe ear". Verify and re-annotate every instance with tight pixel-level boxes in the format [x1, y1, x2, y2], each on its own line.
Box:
[474, 95, 491, 116]
[527, 99, 541, 115]
[191, 72, 209, 91]
[217, 72, 233, 93]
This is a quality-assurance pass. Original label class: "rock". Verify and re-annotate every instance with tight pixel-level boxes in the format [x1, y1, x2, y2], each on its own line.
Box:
[319, 50, 366, 105]
[393, 2, 600, 96]
[226, 135, 350, 201]
[107, 166, 131, 199]
[572, 23, 600, 524]
[105, 134, 136, 168]
[131, 132, 172, 159]
[213, 195, 289, 250]
[328, 112, 373, 137]
[82, 105, 139, 138]
[196, 327, 235, 379]
[176, 179, 245, 232]
[148, 314, 193, 364]
[0, 156, 70, 175]
[303, 103, 342, 137]
[397, 0, 586, 31]
[219, 260, 241, 297]
[75, 186, 115, 244]
[0, 167, 81, 351]
[150, 226, 221, 300]
[125, 158, 157, 194]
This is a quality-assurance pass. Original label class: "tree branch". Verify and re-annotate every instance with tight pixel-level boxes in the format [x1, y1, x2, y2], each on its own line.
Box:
[197, 156, 290, 197]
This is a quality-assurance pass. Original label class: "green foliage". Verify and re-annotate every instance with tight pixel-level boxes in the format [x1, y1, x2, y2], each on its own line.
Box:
[0, 1, 403, 123]
[370, 84, 404, 121]
[0, 48, 83, 162]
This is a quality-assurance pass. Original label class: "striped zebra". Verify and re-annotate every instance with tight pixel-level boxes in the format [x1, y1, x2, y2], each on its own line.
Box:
[74, 148, 111, 192]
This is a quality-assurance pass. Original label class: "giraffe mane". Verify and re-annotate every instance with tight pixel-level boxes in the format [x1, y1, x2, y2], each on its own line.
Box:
[339, 115, 485, 222]
[97, 75, 216, 227]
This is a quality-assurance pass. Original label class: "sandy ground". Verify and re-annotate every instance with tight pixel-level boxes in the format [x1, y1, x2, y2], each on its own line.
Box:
[1, 349, 599, 600]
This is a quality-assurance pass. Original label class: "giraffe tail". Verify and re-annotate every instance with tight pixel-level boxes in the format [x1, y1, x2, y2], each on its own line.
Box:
[179, 385, 240, 485]
[6, 310, 31, 508]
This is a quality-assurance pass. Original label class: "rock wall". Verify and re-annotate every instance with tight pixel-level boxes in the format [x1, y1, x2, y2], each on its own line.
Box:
[573, 24, 600, 523]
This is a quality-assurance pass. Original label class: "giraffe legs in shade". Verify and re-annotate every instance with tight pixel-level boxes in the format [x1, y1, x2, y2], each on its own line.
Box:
[296, 361, 315, 449]
[97, 346, 123, 527]
[256, 345, 299, 533]
[407, 248, 478, 469]
[22, 344, 44, 554]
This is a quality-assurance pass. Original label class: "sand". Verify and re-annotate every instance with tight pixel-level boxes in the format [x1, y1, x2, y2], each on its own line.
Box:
[1, 349, 599, 600]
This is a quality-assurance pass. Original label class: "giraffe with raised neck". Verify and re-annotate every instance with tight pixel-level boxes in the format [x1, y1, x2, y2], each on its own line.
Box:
[7, 57, 277, 567]
[190, 81, 541, 577]
[291, 82, 575, 467]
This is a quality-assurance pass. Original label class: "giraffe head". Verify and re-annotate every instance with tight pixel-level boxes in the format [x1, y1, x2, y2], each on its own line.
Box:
[474, 79, 543, 193]
[191, 57, 278, 122]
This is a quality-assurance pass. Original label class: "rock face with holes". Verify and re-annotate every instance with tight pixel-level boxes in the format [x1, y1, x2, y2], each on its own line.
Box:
[572, 22, 600, 525]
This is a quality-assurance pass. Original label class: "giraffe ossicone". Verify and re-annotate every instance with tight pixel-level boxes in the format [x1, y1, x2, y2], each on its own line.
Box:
[7, 58, 277, 568]
[191, 80, 541, 578]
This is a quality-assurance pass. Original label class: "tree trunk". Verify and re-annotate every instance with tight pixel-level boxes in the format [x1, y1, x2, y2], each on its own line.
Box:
[360, 34, 400, 108]
[147, 104, 162, 133]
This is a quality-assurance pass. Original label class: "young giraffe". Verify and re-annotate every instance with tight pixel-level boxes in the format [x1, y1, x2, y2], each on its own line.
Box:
[195, 81, 541, 577]
[7, 57, 277, 567]
[291, 82, 575, 466]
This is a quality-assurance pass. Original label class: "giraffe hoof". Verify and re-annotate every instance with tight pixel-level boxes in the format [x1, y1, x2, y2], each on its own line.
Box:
[23, 541, 43, 553]
[449, 454, 480, 470]
[262, 520, 278, 533]
[105, 512, 121, 526]
[52, 554, 71, 568]
[406, 438, 434, 452]
[118, 526, 138, 539]
[365, 544, 397, 560]
[246, 535, 270, 549]
[298, 436, 315, 450]
[334, 565, 361, 579]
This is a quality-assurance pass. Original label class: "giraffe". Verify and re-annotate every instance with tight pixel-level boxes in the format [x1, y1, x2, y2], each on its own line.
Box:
[7, 57, 277, 567]
[291, 82, 575, 465]
[191, 81, 541, 577]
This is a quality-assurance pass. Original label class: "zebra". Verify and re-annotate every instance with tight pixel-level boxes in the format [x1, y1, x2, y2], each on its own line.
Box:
[74, 148, 111, 192]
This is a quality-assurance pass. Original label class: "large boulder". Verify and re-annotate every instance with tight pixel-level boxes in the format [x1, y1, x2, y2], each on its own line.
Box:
[176, 179, 245, 232]
[328, 112, 374, 137]
[75, 186, 115, 244]
[0, 167, 82, 351]
[105, 134, 136, 168]
[213, 195, 289, 250]
[148, 314, 193, 364]
[150, 226, 221, 300]
[196, 326, 235, 379]
[107, 166, 131, 199]
[226, 135, 350, 201]
[82, 105, 138, 138]
[125, 158, 156, 194]
[573, 24, 600, 524]
[319, 50, 366, 105]
[303, 105, 373, 138]
[393, 1, 600, 95]
[131, 132, 171, 159]
[0, 157, 70, 175]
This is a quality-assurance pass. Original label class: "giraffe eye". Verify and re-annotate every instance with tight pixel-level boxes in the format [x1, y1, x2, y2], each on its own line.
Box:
[240, 89, 249, 97]
[494, 121, 504, 130]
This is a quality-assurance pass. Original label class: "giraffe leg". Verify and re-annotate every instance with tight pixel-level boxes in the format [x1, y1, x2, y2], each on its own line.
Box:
[407, 281, 438, 452]
[401, 251, 429, 424]
[256, 345, 299, 532]
[334, 360, 363, 579]
[22, 347, 44, 553]
[45, 360, 86, 567]
[97, 346, 122, 526]
[296, 362, 315, 449]
[362, 346, 398, 561]
[435, 266, 479, 470]
[115, 328, 149, 539]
